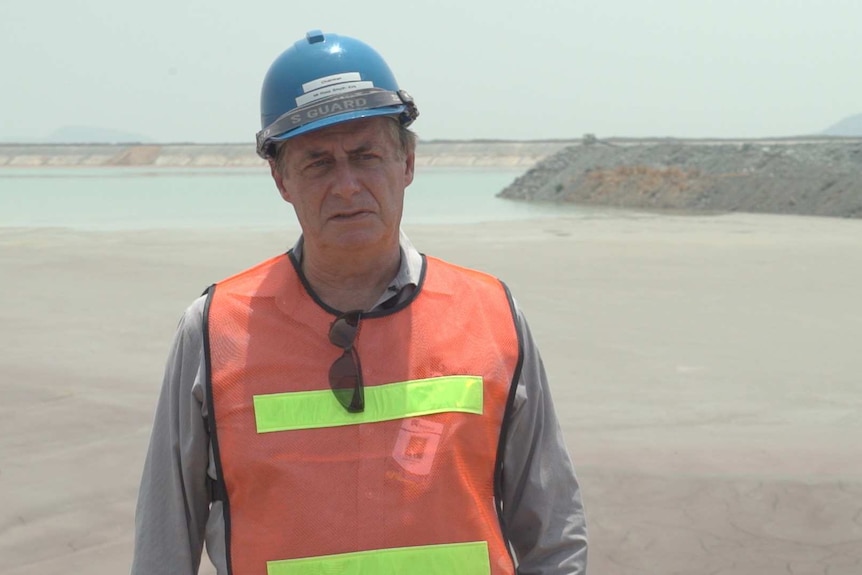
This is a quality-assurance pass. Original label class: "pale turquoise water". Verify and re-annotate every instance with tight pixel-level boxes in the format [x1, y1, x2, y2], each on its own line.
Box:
[0, 167, 583, 230]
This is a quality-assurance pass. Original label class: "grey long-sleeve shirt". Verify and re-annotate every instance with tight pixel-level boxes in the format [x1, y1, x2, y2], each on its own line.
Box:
[131, 235, 588, 574]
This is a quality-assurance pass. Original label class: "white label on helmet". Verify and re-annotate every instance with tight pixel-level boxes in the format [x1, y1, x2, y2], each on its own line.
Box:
[296, 81, 374, 107]
[302, 72, 363, 93]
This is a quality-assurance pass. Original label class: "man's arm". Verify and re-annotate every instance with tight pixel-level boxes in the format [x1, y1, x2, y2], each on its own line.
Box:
[132, 297, 211, 575]
[501, 306, 588, 574]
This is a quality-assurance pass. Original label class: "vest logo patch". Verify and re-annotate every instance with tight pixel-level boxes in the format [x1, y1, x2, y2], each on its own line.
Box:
[392, 418, 444, 476]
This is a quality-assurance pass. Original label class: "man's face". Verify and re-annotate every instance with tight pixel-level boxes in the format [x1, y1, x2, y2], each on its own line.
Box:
[270, 116, 414, 256]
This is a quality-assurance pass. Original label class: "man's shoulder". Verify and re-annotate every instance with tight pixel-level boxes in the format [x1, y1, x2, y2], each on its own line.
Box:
[424, 254, 526, 321]
[213, 253, 293, 287]
[177, 294, 208, 336]
[180, 249, 285, 331]
[425, 254, 504, 287]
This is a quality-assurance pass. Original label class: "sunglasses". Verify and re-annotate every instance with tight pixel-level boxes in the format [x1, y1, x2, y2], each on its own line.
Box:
[328, 310, 365, 413]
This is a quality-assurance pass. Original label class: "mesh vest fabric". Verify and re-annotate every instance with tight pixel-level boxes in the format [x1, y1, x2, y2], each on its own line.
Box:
[206, 254, 520, 575]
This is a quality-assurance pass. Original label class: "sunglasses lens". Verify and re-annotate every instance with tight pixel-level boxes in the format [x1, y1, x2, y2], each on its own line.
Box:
[329, 350, 364, 412]
[328, 311, 364, 413]
[329, 317, 358, 349]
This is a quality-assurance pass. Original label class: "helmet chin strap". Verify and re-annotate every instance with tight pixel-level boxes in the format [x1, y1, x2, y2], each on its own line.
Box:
[256, 89, 419, 159]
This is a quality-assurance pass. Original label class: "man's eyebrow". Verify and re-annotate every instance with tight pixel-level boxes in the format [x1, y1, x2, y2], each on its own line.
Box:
[301, 149, 330, 160]
[299, 142, 376, 161]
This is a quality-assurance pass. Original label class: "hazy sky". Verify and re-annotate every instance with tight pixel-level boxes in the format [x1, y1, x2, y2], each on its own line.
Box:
[2, 0, 860, 142]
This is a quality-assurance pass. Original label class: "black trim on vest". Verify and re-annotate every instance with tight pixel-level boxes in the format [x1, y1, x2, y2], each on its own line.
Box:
[202, 284, 234, 575]
[287, 249, 427, 318]
[493, 280, 525, 568]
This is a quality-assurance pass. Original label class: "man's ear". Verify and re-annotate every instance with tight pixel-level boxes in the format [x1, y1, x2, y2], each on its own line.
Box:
[404, 150, 415, 187]
[269, 159, 292, 203]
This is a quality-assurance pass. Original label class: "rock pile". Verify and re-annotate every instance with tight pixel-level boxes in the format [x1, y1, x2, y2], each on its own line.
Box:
[498, 139, 862, 218]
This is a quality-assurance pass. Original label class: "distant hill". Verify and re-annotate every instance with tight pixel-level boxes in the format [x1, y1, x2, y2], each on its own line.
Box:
[45, 126, 151, 144]
[823, 113, 862, 136]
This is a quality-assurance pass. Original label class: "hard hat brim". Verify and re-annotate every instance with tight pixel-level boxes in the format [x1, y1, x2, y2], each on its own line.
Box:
[266, 105, 407, 145]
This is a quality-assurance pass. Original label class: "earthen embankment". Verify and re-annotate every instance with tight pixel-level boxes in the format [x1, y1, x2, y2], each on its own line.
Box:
[0, 141, 574, 169]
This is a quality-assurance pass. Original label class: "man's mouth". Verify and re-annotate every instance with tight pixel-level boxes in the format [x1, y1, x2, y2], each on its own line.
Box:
[331, 209, 371, 220]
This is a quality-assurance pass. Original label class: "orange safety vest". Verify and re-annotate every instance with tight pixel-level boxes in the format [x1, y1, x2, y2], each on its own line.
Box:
[204, 253, 522, 575]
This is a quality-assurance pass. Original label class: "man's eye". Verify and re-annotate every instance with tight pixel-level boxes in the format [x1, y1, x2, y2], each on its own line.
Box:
[306, 159, 330, 170]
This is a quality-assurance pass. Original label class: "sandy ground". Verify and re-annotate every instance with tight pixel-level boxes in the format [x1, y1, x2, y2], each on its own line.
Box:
[1, 211, 861, 574]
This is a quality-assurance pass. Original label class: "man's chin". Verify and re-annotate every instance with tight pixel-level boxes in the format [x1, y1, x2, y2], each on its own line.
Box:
[323, 228, 393, 253]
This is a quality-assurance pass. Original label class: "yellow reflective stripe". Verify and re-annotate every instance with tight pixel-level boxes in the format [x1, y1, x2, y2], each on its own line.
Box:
[267, 541, 490, 575]
[254, 375, 483, 433]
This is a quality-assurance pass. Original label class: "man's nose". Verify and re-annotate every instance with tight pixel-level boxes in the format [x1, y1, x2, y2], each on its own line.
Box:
[330, 161, 362, 197]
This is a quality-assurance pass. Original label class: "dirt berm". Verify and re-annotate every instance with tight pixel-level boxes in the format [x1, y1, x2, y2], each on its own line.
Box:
[498, 139, 862, 218]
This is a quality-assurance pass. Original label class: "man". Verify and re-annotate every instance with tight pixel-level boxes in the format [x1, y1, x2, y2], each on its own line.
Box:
[132, 30, 587, 574]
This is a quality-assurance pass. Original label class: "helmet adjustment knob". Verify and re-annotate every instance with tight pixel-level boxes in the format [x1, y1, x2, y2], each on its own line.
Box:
[306, 30, 325, 44]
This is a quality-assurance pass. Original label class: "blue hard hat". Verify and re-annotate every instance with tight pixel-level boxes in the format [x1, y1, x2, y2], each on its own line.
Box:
[256, 30, 419, 159]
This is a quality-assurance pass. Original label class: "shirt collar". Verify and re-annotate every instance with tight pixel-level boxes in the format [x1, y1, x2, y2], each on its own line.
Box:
[290, 229, 423, 311]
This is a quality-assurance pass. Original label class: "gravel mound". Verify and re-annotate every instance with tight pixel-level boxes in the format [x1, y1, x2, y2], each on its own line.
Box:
[498, 139, 862, 218]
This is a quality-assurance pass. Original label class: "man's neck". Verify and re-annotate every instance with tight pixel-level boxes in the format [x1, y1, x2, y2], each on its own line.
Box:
[300, 242, 401, 312]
